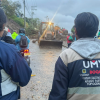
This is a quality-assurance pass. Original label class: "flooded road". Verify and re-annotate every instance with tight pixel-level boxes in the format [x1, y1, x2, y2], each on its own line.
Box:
[20, 40, 66, 100]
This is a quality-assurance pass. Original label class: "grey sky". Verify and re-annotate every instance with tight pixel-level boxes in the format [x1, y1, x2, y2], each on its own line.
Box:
[11, 0, 100, 33]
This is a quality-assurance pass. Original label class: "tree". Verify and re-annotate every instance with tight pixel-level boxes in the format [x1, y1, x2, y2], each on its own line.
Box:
[71, 26, 75, 34]
[14, 1, 22, 17]
[26, 17, 41, 30]
[1, 0, 41, 36]
[2, 0, 21, 18]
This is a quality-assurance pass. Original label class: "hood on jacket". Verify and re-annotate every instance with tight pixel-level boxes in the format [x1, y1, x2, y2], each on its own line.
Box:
[70, 38, 100, 60]
[19, 33, 25, 36]
[6, 32, 12, 37]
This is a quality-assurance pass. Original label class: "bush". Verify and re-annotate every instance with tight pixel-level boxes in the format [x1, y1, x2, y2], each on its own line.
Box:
[26, 25, 38, 36]
[13, 16, 24, 27]
[12, 16, 29, 28]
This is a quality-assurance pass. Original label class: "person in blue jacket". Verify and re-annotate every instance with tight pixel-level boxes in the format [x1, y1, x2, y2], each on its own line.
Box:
[15, 28, 30, 51]
[0, 8, 32, 100]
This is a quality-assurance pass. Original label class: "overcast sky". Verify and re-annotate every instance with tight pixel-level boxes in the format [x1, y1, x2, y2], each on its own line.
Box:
[11, 0, 100, 33]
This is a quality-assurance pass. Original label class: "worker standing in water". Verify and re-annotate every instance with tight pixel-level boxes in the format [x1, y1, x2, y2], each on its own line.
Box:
[11, 30, 18, 40]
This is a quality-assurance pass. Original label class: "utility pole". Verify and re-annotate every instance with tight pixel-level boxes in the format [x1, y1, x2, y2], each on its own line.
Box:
[23, 0, 26, 28]
[31, 6, 37, 28]
[0, 0, 2, 8]
[31, 6, 37, 18]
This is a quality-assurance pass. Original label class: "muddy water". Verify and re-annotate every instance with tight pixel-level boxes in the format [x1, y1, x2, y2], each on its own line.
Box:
[20, 40, 67, 100]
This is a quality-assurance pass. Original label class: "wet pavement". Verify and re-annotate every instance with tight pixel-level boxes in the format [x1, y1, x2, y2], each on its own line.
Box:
[20, 40, 67, 100]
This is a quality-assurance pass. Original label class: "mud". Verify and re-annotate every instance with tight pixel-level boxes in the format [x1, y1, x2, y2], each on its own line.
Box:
[20, 40, 66, 100]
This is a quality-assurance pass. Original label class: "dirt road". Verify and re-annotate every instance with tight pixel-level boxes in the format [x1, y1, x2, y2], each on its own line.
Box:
[20, 40, 66, 100]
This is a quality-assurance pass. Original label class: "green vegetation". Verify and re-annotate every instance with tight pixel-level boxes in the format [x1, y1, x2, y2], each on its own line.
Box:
[2, 0, 41, 35]
[71, 26, 75, 34]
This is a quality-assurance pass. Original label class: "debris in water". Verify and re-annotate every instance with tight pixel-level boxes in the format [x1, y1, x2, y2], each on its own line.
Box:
[32, 39, 37, 43]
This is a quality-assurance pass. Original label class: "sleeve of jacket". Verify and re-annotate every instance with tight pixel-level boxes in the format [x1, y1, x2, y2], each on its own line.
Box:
[3, 45, 32, 87]
[15, 35, 19, 44]
[49, 56, 68, 100]
[26, 36, 30, 43]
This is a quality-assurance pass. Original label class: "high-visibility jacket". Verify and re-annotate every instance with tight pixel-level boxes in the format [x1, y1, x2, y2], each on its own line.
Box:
[11, 32, 18, 39]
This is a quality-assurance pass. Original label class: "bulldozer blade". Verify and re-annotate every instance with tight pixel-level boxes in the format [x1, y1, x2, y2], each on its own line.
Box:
[39, 40, 63, 47]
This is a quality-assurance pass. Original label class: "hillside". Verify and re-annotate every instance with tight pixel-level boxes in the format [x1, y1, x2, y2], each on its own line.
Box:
[6, 19, 21, 33]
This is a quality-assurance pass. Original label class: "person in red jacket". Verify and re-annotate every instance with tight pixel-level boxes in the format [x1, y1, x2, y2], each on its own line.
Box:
[67, 34, 72, 47]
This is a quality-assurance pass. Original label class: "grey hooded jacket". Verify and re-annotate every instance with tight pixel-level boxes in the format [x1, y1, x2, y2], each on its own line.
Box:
[70, 38, 100, 60]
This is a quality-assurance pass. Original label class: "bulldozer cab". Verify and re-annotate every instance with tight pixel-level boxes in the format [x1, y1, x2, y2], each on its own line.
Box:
[40, 22, 54, 35]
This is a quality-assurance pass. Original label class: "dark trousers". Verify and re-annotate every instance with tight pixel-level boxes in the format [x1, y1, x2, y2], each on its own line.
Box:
[68, 43, 71, 48]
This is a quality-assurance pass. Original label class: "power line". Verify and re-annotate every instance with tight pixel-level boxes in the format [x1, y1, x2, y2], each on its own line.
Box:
[23, 0, 26, 28]
[0, 0, 2, 7]
[31, 6, 37, 18]
[31, 0, 37, 17]
[25, 0, 30, 11]
[31, 0, 37, 7]
[25, 5, 32, 17]
[31, 0, 34, 6]
[25, 0, 31, 17]
[21, 0, 31, 17]
[34, 0, 37, 6]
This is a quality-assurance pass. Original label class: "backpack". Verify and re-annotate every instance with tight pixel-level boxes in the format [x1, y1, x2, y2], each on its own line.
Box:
[19, 35, 28, 48]
[68, 36, 73, 41]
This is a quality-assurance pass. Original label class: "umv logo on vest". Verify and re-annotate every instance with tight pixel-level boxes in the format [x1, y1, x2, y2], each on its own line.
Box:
[83, 60, 100, 68]
[81, 60, 100, 86]
[83, 60, 100, 74]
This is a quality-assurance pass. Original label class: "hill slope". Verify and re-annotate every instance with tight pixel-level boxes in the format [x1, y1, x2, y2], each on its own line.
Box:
[6, 19, 21, 33]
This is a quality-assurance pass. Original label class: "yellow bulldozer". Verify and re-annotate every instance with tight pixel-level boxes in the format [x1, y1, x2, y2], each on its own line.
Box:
[38, 22, 63, 47]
